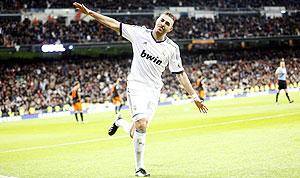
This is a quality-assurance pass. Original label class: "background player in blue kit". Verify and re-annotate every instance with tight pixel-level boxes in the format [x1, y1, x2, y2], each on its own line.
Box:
[275, 59, 294, 104]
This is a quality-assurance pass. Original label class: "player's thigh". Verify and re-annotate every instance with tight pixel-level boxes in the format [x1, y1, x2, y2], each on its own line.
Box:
[145, 95, 159, 124]
[127, 87, 159, 123]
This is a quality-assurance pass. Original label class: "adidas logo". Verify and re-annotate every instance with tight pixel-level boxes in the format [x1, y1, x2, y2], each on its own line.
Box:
[140, 50, 162, 65]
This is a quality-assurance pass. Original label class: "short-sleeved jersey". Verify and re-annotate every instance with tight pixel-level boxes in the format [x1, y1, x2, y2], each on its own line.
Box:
[120, 23, 184, 90]
[70, 89, 80, 103]
[112, 84, 120, 97]
[196, 79, 205, 90]
[275, 67, 287, 81]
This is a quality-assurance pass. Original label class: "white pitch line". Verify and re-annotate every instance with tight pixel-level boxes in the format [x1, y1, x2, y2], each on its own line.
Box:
[154, 111, 300, 135]
[1, 112, 299, 154]
[0, 135, 129, 154]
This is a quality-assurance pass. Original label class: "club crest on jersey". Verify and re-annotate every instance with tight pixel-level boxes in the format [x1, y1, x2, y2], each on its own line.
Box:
[140, 50, 162, 65]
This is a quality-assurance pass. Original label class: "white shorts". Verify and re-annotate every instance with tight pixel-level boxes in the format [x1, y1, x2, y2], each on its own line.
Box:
[127, 82, 160, 123]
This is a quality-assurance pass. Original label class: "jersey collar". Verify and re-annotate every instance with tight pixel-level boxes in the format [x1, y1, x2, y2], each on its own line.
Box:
[151, 31, 167, 43]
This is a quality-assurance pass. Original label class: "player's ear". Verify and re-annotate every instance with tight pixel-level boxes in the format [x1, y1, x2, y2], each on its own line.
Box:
[168, 26, 173, 33]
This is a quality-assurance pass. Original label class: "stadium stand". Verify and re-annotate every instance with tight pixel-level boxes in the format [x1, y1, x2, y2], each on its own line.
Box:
[0, 1, 299, 117]
[1, 50, 299, 116]
[1, 0, 300, 11]
[0, 13, 299, 45]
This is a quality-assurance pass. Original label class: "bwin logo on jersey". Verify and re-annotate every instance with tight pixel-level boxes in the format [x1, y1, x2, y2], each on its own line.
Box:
[140, 50, 162, 65]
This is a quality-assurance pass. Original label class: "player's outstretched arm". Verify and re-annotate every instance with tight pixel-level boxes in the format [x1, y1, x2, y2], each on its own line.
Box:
[176, 72, 208, 113]
[73, 2, 120, 33]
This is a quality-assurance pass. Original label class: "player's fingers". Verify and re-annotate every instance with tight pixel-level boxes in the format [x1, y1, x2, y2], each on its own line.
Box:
[198, 106, 204, 113]
[200, 106, 207, 113]
[196, 104, 203, 113]
[82, 4, 88, 10]
[197, 103, 204, 111]
[74, 3, 85, 11]
[74, 5, 81, 10]
[73, 2, 80, 7]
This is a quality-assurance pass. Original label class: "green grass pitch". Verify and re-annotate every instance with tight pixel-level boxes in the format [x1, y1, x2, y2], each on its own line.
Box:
[0, 93, 300, 178]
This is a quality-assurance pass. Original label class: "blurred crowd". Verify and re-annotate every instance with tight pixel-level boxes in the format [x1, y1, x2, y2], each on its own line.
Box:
[175, 14, 300, 39]
[0, 1, 299, 118]
[183, 50, 300, 93]
[0, 57, 130, 116]
[1, 0, 300, 11]
[1, 49, 299, 117]
[1, 13, 299, 46]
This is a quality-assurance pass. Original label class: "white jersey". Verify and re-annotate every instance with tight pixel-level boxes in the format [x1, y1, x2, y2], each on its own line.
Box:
[120, 23, 184, 90]
[275, 67, 287, 81]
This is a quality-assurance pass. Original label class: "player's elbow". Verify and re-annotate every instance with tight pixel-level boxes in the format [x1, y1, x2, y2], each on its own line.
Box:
[107, 20, 120, 33]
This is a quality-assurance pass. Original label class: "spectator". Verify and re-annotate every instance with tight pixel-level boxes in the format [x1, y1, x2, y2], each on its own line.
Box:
[0, 49, 299, 117]
[0, 13, 299, 45]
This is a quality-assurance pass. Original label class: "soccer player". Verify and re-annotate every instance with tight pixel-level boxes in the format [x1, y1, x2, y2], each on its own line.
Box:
[196, 77, 206, 101]
[275, 59, 294, 104]
[73, 2, 208, 177]
[69, 81, 84, 123]
[111, 79, 124, 114]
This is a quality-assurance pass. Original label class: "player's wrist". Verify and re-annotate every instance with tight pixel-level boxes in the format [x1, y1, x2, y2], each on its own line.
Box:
[191, 93, 201, 102]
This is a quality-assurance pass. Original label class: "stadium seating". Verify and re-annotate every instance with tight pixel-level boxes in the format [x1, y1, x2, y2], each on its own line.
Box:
[0, 1, 299, 117]
[0, 14, 299, 46]
[0, 50, 299, 116]
[1, 0, 300, 11]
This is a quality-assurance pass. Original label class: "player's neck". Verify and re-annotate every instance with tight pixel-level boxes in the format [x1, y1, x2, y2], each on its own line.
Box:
[151, 31, 166, 42]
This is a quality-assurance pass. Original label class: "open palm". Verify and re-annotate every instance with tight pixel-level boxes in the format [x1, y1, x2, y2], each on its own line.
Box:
[73, 2, 90, 15]
[194, 100, 208, 113]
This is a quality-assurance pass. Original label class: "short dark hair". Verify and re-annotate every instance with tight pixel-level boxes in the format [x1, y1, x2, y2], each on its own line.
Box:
[74, 81, 80, 86]
[162, 11, 176, 22]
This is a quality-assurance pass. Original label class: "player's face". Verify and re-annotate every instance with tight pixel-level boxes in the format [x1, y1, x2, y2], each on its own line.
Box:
[280, 61, 285, 68]
[154, 14, 174, 34]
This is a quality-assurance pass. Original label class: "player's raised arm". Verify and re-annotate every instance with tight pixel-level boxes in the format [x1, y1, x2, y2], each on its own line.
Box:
[73, 2, 120, 33]
[176, 72, 208, 113]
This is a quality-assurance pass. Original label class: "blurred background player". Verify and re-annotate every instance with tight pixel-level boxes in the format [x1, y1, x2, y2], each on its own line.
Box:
[196, 76, 206, 101]
[69, 81, 84, 123]
[111, 79, 124, 115]
[275, 59, 294, 104]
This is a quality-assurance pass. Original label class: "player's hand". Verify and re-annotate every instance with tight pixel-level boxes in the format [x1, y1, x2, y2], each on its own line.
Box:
[192, 95, 208, 113]
[73, 2, 91, 15]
